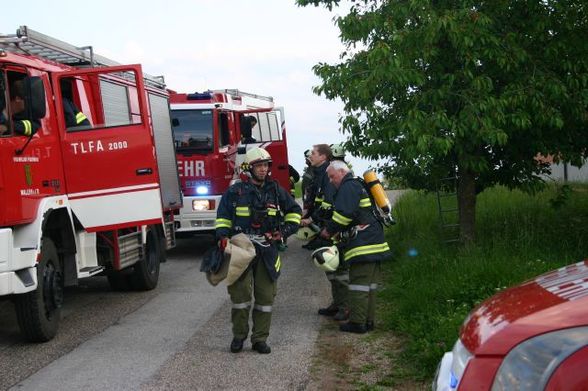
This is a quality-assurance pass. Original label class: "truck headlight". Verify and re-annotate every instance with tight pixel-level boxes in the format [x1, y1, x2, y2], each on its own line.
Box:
[491, 326, 588, 391]
[192, 200, 210, 211]
[451, 339, 473, 389]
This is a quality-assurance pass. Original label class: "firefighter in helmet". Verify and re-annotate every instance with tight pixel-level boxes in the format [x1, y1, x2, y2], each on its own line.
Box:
[300, 143, 349, 321]
[215, 147, 302, 354]
[321, 160, 392, 333]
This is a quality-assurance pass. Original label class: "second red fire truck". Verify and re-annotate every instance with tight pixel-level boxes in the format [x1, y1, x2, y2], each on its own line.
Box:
[169, 89, 291, 235]
[0, 26, 181, 341]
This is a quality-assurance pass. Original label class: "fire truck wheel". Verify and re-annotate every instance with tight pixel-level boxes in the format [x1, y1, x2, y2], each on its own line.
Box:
[14, 237, 63, 342]
[130, 227, 161, 290]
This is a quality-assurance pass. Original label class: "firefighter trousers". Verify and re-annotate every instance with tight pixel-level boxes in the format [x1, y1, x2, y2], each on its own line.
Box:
[347, 262, 381, 324]
[326, 262, 349, 309]
[227, 258, 277, 343]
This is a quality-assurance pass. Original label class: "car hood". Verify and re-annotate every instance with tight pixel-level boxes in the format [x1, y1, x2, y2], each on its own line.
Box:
[460, 260, 588, 355]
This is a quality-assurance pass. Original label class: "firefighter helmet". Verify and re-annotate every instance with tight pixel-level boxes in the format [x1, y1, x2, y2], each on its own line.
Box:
[242, 147, 272, 174]
[330, 143, 345, 159]
[311, 246, 340, 272]
[296, 226, 318, 241]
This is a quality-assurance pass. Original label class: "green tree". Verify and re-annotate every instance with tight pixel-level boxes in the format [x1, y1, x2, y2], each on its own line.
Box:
[297, 0, 588, 242]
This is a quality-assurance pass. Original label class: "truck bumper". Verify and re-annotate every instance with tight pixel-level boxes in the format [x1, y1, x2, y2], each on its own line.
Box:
[0, 268, 37, 295]
[176, 195, 221, 233]
[0, 228, 38, 295]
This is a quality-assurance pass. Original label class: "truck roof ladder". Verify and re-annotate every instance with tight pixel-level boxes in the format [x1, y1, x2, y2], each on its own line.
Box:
[214, 89, 274, 103]
[0, 25, 166, 90]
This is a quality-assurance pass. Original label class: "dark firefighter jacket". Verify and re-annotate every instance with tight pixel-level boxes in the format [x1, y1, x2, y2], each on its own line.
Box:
[63, 98, 90, 128]
[12, 111, 41, 137]
[306, 161, 336, 225]
[326, 172, 391, 265]
[215, 178, 302, 280]
[301, 164, 314, 210]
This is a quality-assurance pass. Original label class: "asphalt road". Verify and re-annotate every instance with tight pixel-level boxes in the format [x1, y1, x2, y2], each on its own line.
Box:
[0, 234, 330, 391]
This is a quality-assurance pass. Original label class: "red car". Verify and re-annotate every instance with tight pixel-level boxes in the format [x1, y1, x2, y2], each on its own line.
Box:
[434, 260, 588, 391]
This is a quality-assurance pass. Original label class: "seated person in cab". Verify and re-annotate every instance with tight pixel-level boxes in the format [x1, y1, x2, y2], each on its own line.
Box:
[0, 79, 41, 136]
[240, 115, 258, 144]
[61, 79, 90, 129]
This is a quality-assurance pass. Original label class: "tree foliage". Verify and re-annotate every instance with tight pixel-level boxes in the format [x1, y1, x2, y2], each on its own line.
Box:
[297, 0, 588, 241]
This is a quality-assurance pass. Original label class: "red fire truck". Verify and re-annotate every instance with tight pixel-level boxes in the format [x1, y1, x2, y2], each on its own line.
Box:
[169, 90, 290, 234]
[0, 26, 181, 341]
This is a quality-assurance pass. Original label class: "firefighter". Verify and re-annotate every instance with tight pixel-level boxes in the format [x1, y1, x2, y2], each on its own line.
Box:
[288, 164, 300, 198]
[61, 79, 90, 129]
[321, 160, 392, 333]
[0, 79, 40, 136]
[300, 144, 349, 321]
[301, 149, 314, 215]
[240, 115, 258, 144]
[215, 147, 302, 354]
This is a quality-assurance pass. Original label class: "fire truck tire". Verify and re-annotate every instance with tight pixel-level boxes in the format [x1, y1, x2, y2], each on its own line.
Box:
[14, 237, 63, 342]
[130, 227, 161, 290]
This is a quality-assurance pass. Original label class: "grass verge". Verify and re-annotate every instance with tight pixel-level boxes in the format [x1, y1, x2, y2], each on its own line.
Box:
[379, 183, 588, 381]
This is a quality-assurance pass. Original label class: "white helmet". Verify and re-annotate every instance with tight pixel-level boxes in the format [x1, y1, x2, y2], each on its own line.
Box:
[241, 147, 272, 175]
[330, 143, 345, 159]
[311, 246, 340, 272]
[296, 226, 318, 241]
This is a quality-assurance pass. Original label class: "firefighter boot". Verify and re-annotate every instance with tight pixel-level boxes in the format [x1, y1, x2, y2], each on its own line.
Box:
[318, 303, 338, 316]
[333, 307, 350, 321]
[230, 338, 245, 353]
[252, 341, 271, 354]
[339, 322, 367, 334]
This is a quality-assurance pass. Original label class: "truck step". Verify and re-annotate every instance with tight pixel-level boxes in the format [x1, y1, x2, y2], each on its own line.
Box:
[78, 266, 104, 278]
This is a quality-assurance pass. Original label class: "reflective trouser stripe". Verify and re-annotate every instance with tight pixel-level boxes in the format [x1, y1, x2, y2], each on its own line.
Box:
[336, 274, 349, 282]
[254, 304, 272, 313]
[349, 284, 371, 292]
[348, 262, 381, 324]
[232, 302, 251, 310]
[326, 272, 336, 280]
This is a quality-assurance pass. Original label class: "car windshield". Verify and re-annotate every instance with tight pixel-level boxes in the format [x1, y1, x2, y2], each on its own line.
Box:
[171, 109, 213, 153]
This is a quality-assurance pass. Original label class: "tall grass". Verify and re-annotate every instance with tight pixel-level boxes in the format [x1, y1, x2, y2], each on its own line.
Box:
[379, 184, 588, 380]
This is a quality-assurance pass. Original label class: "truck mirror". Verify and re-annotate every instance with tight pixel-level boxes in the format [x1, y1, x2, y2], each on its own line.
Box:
[25, 77, 46, 119]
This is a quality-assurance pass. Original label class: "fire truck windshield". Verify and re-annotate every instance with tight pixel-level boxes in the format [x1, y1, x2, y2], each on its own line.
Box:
[171, 109, 213, 153]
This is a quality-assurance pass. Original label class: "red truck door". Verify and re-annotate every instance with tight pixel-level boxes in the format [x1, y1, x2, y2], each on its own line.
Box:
[239, 108, 290, 188]
[51, 65, 163, 231]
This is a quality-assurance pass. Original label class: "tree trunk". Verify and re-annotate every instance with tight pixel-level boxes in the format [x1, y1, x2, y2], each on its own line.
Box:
[457, 169, 477, 244]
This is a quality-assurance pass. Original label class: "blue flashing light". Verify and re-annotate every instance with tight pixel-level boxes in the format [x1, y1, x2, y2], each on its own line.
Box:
[187, 91, 213, 100]
[196, 185, 209, 195]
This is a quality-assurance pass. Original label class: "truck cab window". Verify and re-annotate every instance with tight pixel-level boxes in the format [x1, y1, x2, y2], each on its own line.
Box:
[60, 78, 91, 131]
[0, 74, 8, 136]
[2, 71, 40, 137]
[171, 109, 213, 153]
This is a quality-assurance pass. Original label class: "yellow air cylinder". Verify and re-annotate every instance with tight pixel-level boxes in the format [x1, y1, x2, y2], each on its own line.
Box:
[363, 170, 391, 214]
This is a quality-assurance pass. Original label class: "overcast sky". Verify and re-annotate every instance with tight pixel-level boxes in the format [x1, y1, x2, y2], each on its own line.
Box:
[3, 0, 381, 175]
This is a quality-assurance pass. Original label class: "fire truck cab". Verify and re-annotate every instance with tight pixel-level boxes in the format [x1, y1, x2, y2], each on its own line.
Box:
[0, 26, 181, 341]
[169, 89, 290, 234]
